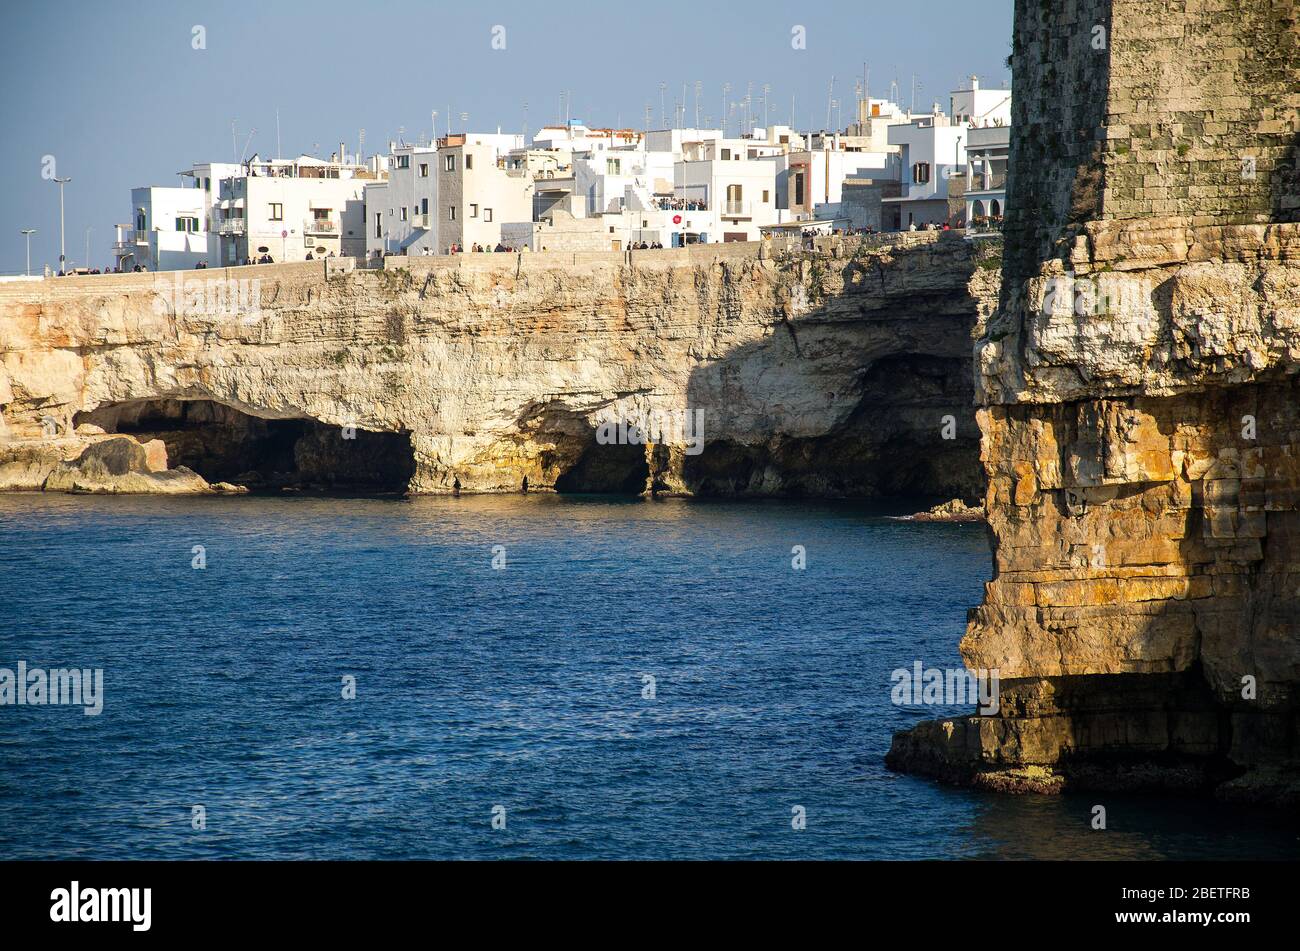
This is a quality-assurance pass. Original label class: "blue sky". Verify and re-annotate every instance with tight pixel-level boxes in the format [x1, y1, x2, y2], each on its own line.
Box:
[0, 0, 1012, 272]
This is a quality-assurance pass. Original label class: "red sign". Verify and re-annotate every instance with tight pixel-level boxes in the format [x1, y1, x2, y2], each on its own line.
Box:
[673, 214, 682, 225]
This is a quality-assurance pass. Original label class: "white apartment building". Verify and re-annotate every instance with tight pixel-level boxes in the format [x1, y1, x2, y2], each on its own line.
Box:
[882, 109, 969, 228]
[365, 143, 439, 257]
[113, 185, 209, 271]
[675, 137, 779, 242]
[436, 133, 533, 250]
[207, 154, 375, 264]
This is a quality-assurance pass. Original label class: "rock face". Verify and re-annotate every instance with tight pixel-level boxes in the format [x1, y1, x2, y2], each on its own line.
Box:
[1, 235, 999, 498]
[889, 0, 1300, 803]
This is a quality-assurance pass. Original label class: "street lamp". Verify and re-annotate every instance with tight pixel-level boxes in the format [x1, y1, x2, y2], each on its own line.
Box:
[20, 229, 36, 276]
[52, 176, 71, 273]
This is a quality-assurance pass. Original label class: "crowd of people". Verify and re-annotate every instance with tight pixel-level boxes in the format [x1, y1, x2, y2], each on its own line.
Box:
[653, 197, 707, 211]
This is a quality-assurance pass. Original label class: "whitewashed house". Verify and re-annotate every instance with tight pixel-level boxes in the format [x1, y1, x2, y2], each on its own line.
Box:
[113, 185, 209, 271]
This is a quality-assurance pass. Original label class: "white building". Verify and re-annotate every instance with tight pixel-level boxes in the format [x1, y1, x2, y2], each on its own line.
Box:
[365, 143, 439, 257]
[113, 185, 209, 271]
[949, 76, 1012, 130]
[963, 124, 1010, 231]
[436, 133, 533, 251]
[882, 109, 969, 228]
[675, 137, 780, 242]
[206, 154, 376, 264]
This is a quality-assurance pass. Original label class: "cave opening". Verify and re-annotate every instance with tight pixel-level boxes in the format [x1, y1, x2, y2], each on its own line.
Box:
[73, 399, 415, 493]
[553, 440, 650, 495]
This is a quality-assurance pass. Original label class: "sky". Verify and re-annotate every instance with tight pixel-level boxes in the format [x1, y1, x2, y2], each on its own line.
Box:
[0, 0, 1013, 273]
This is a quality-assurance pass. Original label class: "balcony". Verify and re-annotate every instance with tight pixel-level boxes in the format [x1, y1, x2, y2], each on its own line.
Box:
[216, 218, 246, 235]
[112, 230, 150, 252]
[304, 217, 338, 235]
[722, 200, 751, 218]
[410, 213, 429, 230]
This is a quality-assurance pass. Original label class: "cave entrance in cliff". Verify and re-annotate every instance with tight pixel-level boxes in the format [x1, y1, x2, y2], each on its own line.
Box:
[554, 439, 650, 494]
[73, 399, 416, 493]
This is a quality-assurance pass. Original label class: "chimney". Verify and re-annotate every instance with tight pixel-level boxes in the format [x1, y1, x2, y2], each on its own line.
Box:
[340, 142, 347, 164]
[970, 75, 979, 91]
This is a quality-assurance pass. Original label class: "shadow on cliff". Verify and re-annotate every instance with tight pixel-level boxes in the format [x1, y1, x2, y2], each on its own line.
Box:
[672, 251, 985, 501]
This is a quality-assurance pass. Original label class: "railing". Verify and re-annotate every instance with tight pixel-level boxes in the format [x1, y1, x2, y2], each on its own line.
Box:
[112, 230, 150, 250]
[304, 218, 338, 234]
[410, 214, 429, 230]
[723, 200, 750, 217]
[216, 218, 246, 234]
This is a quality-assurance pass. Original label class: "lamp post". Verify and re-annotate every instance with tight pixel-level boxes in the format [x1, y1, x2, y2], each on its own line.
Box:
[53, 176, 71, 273]
[20, 229, 35, 276]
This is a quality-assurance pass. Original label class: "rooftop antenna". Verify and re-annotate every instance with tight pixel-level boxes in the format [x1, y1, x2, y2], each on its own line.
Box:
[694, 80, 702, 128]
[721, 83, 731, 135]
[230, 119, 238, 161]
[762, 83, 770, 129]
[911, 74, 920, 114]
[522, 101, 528, 143]
[659, 82, 666, 128]
[239, 128, 256, 163]
[359, 128, 366, 162]
[275, 109, 281, 160]
[430, 110, 437, 142]
[825, 75, 835, 132]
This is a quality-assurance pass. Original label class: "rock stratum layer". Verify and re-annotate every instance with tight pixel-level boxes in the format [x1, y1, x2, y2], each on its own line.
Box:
[0, 235, 998, 499]
[889, 0, 1300, 803]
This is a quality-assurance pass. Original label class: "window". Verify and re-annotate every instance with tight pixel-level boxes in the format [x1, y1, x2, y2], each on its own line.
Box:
[913, 162, 931, 184]
[721, 148, 731, 160]
[449, 205, 457, 221]
[421, 198, 429, 215]
[465, 153, 473, 170]
[269, 203, 283, 221]
[419, 163, 429, 177]
[762, 190, 769, 203]
[135, 211, 146, 231]
[400, 207, 408, 221]
[175, 216, 199, 233]
[606, 158, 621, 174]
[204, 177, 211, 190]
[374, 213, 382, 238]
[794, 173, 805, 206]
[484, 208, 492, 222]
[396, 155, 410, 169]
[313, 208, 331, 220]
[444, 155, 456, 172]
[470, 203, 478, 218]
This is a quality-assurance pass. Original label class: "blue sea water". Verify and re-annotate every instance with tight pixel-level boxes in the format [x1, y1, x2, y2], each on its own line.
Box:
[0, 492, 1296, 860]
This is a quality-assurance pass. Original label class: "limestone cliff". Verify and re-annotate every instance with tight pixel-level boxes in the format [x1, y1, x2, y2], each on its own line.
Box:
[889, 0, 1300, 803]
[0, 235, 999, 499]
